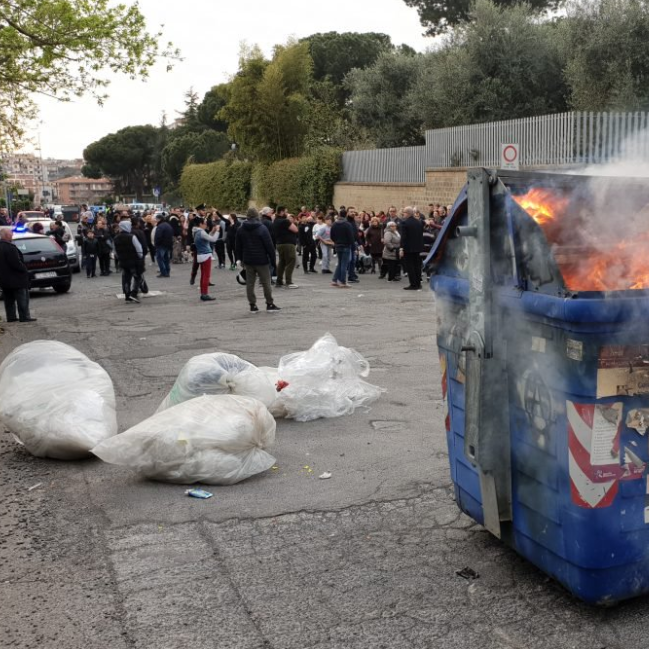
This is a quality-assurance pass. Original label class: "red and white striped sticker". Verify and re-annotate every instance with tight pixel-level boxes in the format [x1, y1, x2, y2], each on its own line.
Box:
[568, 401, 644, 509]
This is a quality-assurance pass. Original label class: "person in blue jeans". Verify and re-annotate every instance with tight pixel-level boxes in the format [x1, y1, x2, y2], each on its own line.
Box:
[154, 213, 174, 277]
[330, 213, 355, 288]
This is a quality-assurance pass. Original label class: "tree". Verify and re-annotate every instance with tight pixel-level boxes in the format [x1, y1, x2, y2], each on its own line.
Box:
[403, 0, 562, 36]
[559, 0, 649, 111]
[161, 130, 230, 186]
[197, 84, 230, 132]
[0, 0, 178, 147]
[221, 41, 313, 162]
[83, 125, 161, 200]
[345, 51, 426, 147]
[408, 0, 567, 130]
[303, 32, 393, 91]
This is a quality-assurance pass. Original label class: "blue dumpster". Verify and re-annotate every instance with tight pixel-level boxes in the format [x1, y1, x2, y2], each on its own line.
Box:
[430, 168, 649, 604]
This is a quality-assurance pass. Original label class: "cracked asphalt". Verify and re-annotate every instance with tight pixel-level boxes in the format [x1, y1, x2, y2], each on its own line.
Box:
[2, 258, 649, 649]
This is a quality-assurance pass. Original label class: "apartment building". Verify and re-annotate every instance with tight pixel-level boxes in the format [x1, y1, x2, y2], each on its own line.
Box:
[54, 176, 113, 204]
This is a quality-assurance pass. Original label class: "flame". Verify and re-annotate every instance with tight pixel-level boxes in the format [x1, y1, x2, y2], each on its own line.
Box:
[513, 188, 649, 292]
[513, 188, 569, 227]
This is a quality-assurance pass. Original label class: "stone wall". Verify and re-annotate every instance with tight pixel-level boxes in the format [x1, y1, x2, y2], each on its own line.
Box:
[333, 168, 468, 212]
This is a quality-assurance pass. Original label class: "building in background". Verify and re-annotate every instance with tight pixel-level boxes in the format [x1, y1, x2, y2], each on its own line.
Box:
[54, 176, 113, 205]
[0, 154, 86, 204]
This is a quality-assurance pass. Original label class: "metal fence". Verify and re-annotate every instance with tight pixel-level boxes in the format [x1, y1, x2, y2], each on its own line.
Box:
[340, 112, 649, 182]
[341, 146, 426, 184]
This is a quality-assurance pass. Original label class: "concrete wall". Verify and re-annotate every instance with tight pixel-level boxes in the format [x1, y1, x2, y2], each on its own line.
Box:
[333, 168, 467, 212]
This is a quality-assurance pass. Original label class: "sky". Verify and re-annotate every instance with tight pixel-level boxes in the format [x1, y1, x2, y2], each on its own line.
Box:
[22, 0, 431, 160]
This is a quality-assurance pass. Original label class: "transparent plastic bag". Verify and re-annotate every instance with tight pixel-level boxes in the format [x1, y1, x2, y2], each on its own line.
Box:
[93, 395, 276, 485]
[0, 340, 117, 459]
[272, 334, 384, 422]
[278, 332, 370, 383]
[278, 378, 384, 422]
[157, 352, 277, 412]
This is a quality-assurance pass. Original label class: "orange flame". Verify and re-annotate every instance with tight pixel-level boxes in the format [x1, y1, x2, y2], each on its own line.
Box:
[513, 188, 569, 227]
[513, 188, 649, 292]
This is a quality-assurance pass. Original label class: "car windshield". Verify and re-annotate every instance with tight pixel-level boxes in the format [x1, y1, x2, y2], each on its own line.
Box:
[13, 237, 61, 254]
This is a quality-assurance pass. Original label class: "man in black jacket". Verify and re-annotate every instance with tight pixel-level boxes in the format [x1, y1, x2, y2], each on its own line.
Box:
[298, 214, 317, 274]
[113, 221, 144, 303]
[0, 228, 35, 322]
[400, 206, 425, 290]
[330, 212, 355, 288]
[272, 206, 299, 288]
[235, 208, 280, 313]
[153, 213, 174, 277]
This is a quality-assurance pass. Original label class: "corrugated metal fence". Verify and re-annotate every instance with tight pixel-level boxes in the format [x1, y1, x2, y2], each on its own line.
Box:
[340, 112, 649, 183]
[341, 146, 426, 183]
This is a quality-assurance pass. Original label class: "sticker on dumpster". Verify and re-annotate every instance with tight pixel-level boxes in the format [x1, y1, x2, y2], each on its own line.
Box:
[531, 337, 547, 354]
[627, 409, 649, 436]
[566, 339, 583, 361]
[596, 345, 649, 398]
[568, 401, 644, 509]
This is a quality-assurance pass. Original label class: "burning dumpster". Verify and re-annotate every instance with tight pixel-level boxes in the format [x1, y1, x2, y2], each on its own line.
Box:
[430, 168, 649, 605]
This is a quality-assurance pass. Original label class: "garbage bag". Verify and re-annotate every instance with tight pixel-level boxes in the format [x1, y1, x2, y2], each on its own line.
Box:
[157, 352, 277, 412]
[0, 340, 117, 459]
[270, 333, 384, 422]
[93, 395, 276, 485]
[277, 378, 384, 422]
[278, 332, 371, 383]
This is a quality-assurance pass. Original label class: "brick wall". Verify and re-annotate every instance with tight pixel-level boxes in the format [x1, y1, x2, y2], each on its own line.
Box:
[333, 168, 468, 212]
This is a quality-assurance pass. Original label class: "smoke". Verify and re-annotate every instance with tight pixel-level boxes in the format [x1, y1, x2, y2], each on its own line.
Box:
[525, 129, 649, 292]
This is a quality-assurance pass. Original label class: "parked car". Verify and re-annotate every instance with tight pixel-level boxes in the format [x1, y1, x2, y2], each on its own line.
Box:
[11, 233, 72, 293]
[17, 210, 47, 222]
[25, 219, 81, 272]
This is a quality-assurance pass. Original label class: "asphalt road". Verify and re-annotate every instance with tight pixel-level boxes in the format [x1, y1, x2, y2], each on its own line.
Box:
[1, 257, 649, 649]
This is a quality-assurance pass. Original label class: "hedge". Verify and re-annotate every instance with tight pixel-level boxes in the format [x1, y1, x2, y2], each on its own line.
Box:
[180, 160, 252, 211]
[180, 149, 341, 213]
[254, 148, 342, 212]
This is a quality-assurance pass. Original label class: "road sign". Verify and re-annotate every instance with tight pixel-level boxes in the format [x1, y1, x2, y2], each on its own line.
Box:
[500, 143, 520, 170]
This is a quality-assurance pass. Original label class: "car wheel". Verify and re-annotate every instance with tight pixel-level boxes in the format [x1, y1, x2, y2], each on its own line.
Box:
[53, 282, 71, 294]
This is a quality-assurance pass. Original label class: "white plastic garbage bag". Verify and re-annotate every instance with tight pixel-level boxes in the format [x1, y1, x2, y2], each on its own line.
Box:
[277, 377, 384, 422]
[157, 352, 277, 412]
[278, 332, 371, 383]
[0, 340, 117, 459]
[93, 395, 276, 485]
[268, 333, 384, 422]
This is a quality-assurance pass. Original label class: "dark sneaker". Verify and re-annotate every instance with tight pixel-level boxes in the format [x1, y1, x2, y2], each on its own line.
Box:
[266, 304, 281, 312]
[19, 317, 37, 322]
[250, 304, 260, 313]
[128, 295, 140, 303]
[190, 278, 195, 285]
[200, 295, 216, 301]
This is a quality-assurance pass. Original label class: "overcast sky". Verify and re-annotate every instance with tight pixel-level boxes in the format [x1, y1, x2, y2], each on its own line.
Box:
[22, 0, 431, 160]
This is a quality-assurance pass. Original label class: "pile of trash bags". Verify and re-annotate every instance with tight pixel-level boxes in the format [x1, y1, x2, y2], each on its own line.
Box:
[0, 333, 383, 485]
[157, 333, 384, 423]
[0, 341, 117, 459]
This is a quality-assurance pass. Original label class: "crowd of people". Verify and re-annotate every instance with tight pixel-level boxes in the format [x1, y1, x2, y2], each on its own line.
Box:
[0, 201, 452, 319]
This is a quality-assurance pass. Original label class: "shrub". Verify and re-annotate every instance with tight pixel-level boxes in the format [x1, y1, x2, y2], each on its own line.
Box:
[180, 160, 252, 211]
[255, 148, 341, 211]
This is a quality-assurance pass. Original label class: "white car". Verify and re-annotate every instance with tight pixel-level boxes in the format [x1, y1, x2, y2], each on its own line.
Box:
[24, 219, 81, 272]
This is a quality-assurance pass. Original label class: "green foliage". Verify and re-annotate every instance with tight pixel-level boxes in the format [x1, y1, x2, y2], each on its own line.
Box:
[180, 161, 252, 211]
[559, 0, 649, 111]
[403, 0, 562, 36]
[407, 0, 567, 129]
[303, 32, 393, 99]
[255, 148, 342, 212]
[83, 125, 160, 199]
[197, 84, 230, 132]
[221, 41, 313, 162]
[161, 130, 230, 186]
[346, 51, 426, 147]
[0, 0, 178, 147]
